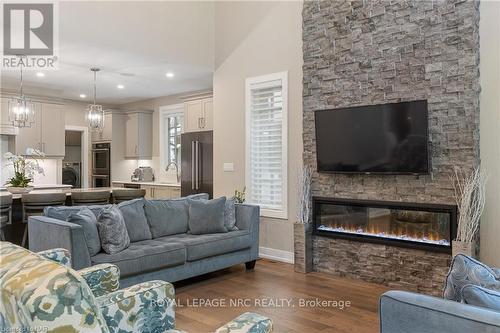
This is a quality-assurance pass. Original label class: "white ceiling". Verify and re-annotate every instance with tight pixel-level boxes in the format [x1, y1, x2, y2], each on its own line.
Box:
[1, 1, 215, 105]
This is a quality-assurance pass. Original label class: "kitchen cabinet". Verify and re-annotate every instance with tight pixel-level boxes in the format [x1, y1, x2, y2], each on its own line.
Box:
[183, 98, 213, 133]
[141, 185, 180, 199]
[91, 113, 113, 142]
[125, 111, 153, 159]
[111, 181, 181, 199]
[0, 98, 19, 135]
[40, 103, 65, 156]
[15, 102, 65, 157]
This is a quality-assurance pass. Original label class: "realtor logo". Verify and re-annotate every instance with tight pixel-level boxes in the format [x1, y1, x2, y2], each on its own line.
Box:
[4, 3, 53, 55]
[2, 2, 58, 69]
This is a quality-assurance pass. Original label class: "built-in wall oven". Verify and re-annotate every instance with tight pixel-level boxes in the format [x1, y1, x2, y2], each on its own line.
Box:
[91, 142, 110, 187]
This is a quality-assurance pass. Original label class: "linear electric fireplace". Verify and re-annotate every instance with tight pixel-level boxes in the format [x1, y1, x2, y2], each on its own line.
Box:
[313, 197, 457, 253]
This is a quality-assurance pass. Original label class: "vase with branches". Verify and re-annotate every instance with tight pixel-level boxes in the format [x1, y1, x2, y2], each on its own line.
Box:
[3, 148, 45, 194]
[297, 165, 312, 224]
[452, 166, 486, 257]
[294, 165, 313, 273]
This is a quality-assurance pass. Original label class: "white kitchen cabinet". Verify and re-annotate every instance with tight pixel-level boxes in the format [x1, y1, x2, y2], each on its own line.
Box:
[142, 185, 154, 199]
[125, 111, 153, 159]
[91, 113, 113, 142]
[15, 102, 65, 157]
[0, 98, 19, 135]
[40, 103, 65, 156]
[140, 185, 180, 199]
[183, 98, 213, 133]
[15, 104, 42, 155]
[152, 186, 171, 199]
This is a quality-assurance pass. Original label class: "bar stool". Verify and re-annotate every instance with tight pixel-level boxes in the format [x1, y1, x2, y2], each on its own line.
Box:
[21, 192, 67, 247]
[112, 188, 146, 204]
[0, 194, 13, 241]
[71, 190, 111, 206]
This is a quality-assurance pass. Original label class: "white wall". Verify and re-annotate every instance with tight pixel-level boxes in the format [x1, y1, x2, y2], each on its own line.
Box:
[213, 1, 303, 256]
[480, 1, 500, 266]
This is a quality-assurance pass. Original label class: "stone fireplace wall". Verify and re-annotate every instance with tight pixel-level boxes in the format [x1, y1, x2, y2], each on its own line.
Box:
[302, 0, 480, 295]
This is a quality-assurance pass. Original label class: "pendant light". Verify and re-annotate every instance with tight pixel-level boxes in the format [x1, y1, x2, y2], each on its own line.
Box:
[8, 57, 35, 128]
[86, 67, 104, 132]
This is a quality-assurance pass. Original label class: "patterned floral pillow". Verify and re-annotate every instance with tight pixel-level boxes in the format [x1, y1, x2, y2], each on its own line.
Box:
[443, 254, 500, 302]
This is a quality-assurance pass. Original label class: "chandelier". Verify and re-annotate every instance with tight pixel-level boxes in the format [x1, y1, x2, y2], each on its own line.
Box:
[86, 67, 104, 132]
[8, 58, 35, 128]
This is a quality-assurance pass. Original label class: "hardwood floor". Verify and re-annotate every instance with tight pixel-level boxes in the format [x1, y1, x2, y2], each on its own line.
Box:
[174, 259, 389, 333]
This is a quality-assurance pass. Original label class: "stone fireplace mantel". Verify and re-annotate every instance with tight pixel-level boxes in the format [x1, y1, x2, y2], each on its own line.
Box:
[301, 0, 480, 296]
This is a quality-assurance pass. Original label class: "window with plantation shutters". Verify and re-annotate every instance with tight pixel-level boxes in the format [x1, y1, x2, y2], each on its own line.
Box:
[245, 72, 288, 219]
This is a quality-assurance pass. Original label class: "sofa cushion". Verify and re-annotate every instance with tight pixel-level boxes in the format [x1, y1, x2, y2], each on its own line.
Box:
[45, 204, 110, 220]
[462, 285, 500, 312]
[444, 254, 500, 302]
[155, 229, 251, 261]
[66, 207, 101, 256]
[144, 199, 189, 237]
[91, 240, 186, 277]
[117, 198, 152, 242]
[224, 197, 238, 231]
[97, 205, 130, 254]
[184, 193, 209, 201]
[144, 194, 210, 238]
[188, 197, 227, 235]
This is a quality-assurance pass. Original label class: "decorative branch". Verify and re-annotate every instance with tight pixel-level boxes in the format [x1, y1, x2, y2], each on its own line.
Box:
[452, 166, 486, 243]
[297, 165, 313, 224]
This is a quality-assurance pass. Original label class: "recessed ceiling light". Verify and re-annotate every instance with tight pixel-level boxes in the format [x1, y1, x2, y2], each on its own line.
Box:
[79, 94, 86, 98]
[166, 72, 174, 78]
[36, 72, 45, 77]
[117, 84, 124, 89]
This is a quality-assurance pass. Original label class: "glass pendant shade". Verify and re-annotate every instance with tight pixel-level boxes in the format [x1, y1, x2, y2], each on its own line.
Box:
[87, 103, 104, 132]
[86, 67, 104, 132]
[8, 96, 35, 128]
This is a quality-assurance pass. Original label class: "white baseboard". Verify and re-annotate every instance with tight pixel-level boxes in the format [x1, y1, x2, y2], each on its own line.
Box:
[259, 246, 294, 264]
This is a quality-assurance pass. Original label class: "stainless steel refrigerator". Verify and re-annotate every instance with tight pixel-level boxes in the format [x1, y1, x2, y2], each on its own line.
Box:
[181, 131, 213, 198]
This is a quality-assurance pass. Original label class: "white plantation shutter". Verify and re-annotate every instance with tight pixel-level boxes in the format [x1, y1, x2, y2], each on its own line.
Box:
[246, 72, 288, 219]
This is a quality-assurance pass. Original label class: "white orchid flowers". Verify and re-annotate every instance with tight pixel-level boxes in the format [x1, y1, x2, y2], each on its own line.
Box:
[3, 148, 45, 187]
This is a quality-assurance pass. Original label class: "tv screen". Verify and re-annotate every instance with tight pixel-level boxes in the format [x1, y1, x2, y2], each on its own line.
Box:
[315, 100, 429, 174]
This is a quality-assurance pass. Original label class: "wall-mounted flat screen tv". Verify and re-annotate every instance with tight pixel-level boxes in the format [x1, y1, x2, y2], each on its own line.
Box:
[315, 100, 429, 175]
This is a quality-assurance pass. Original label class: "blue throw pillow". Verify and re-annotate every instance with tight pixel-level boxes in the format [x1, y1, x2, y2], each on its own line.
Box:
[45, 204, 110, 220]
[117, 198, 152, 242]
[97, 205, 130, 254]
[66, 207, 101, 256]
[188, 197, 227, 235]
[444, 254, 500, 302]
[144, 199, 189, 237]
[462, 285, 500, 312]
[224, 196, 238, 231]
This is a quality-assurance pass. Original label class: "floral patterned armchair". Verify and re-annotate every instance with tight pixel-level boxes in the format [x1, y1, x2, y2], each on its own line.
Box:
[0, 242, 273, 333]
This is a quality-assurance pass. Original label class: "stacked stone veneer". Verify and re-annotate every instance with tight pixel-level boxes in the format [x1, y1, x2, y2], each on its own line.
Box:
[302, 0, 480, 296]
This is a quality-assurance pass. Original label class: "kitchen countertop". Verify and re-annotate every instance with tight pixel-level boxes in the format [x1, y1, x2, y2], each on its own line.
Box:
[112, 180, 181, 187]
[0, 184, 72, 191]
[1, 187, 127, 200]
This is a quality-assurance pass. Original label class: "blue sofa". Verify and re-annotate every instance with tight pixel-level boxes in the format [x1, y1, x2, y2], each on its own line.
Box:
[28, 196, 260, 288]
[380, 254, 500, 332]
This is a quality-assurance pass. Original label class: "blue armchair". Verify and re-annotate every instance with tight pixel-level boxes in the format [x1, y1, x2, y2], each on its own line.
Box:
[380, 254, 500, 332]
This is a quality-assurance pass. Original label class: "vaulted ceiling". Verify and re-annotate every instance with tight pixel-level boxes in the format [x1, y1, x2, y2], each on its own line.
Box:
[1, 1, 215, 104]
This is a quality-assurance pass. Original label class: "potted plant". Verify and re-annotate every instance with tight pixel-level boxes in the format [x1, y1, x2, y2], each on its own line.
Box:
[452, 166, 486, 258]
[234, 186, 246, 204]
[3, 148, 45, 194]
[294, 165, 313, 273]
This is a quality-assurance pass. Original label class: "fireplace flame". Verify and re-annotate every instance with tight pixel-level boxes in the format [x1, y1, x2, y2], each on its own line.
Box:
[319, 223, 450, 246]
